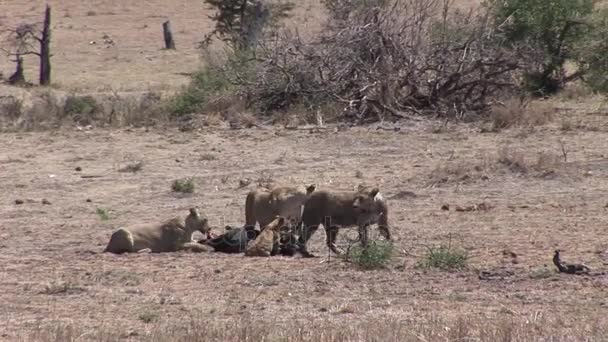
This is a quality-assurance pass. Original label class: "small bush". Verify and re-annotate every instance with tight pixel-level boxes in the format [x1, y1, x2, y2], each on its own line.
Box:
[530, 266, 555, 279]
[118, 161, 144, 173]
[138, 312, 158, 324]
[172, 178, 195, 193]
[166, 53, 247, 116]
[63, 95, 101, 124]
[96, 207, 110, 221]
[0, 96, 24, 121]
[497, 148, 528, 173]
[418, 245, 468, 271]
[489, 99, 553, 130]
[347, 241, 394, 269]
[43, 280, 85, 295]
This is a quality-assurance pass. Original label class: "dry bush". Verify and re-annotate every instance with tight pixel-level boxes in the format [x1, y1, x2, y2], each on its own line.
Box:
[0, 90, 166, 131]
[0, 92, 64, 131]
[497, 147, 563, 176]
[105, 91, 166, 127]
[229, 0, 521, 122]
[488, 98, 553, 131]
[497, 147, 528, 173]
[428, 159, 492, 186]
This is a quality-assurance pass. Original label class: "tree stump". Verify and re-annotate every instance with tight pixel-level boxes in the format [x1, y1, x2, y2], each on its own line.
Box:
[162, 20, 175, 49]
[8, 56, 25, 85]
[39, 5, 51, 85]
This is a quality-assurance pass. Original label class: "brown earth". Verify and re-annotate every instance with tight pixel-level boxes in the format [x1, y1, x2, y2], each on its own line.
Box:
[1, 97, 608, 340]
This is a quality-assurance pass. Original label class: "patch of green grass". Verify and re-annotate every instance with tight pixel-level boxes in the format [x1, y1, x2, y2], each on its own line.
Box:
[172, 178, 195, 193]
[418, 245, 468, 271]
[347, 241, 394, 269]
[96, 207, 110, 221]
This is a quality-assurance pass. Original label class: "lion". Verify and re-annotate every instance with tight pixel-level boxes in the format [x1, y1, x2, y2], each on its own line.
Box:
[245, 184, 316, 230]
[296, 186, 390, 257]
[245, 216, 286, 257]
[104, 208, 212, 254]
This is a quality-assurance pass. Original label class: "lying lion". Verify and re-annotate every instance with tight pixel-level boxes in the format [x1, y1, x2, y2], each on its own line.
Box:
[245, 184, 315, 230]
[296, 186, 390, 257]
[104, 208, 212, 254]
[245, 216, 286, 257]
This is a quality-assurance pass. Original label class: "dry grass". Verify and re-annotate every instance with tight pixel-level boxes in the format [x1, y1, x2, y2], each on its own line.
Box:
[488, 98, 554, 131]
[1, 120, 607, 340]
[497, 147, 564, 176]
[0, 87, 167, 131]
[23, 315, 608, 341]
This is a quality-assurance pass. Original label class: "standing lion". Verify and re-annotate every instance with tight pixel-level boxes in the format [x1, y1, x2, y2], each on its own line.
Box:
[296, 187, 390, 257]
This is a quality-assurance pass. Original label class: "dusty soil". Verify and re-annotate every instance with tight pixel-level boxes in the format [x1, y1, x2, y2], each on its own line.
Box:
[0, 0, 326, 92]
[1, 99, 608, 339]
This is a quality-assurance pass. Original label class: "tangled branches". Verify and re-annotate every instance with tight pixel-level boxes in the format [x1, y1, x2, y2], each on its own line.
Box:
[234, 0, 523, 122]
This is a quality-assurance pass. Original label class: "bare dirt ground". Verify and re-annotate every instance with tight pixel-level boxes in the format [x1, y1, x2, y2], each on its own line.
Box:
[1, 98, 608, 340]
[0, 0, 326, 93]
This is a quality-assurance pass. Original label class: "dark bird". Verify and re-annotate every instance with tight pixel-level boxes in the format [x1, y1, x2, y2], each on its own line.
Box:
[553, 250, 590, 275]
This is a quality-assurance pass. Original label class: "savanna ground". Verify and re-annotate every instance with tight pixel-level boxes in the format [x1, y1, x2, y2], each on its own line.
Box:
[2, 0, 608, 341]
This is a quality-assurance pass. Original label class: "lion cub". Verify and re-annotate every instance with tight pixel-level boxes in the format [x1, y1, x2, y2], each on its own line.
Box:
[245, 216, 286, 257]
[104, 208, 212, 254]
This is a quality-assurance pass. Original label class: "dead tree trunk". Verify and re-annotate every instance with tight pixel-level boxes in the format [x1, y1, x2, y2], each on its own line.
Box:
[240, 0, 269, 50]
[8, 56, 25, 85]
[39, 5, 51, 85]
[162, 20, 176, 49]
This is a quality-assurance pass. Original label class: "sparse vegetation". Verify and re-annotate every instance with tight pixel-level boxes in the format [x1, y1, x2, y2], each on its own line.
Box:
[488, 99, 553, 131]
[347, 241, 394, 270]
[24, 314, 608, 341]
[418, 245, 468, 271]
[96, 207, 110, 221]
[199, 153, 217, 161]
[530, 266, 556, 279]
[2, 2, 608, 340]
[43, 280, 85, 295]
[171, 178, 195, 193]
[63, 95, 101, 124]
[138, 311, 158, 324]
[118, 161, 144, 173]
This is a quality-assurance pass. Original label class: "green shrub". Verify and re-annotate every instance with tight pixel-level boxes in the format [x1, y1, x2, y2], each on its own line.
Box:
[347, 241, 394, 269]
[418, 245, 468, 271]
[486, 0, 596, 95]
[172, 178, 195, 193]
[166, 50, 254, 116]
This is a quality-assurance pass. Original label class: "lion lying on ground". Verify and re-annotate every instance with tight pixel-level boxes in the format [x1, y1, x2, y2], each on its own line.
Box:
[104, 208, 212, 254]
[245, 216, 286, 257]
[296, 186, 390, 257]
[245, 184, 316, 230]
